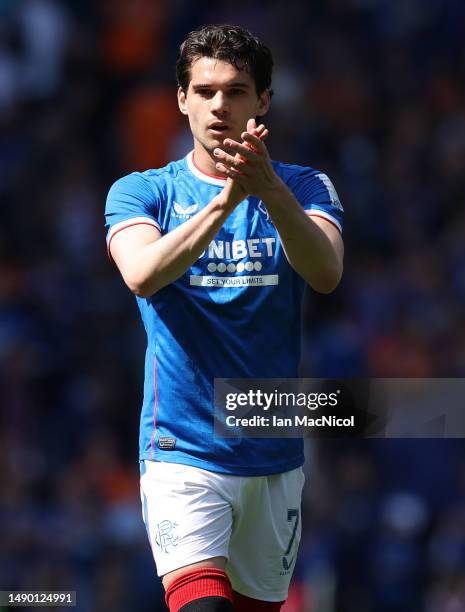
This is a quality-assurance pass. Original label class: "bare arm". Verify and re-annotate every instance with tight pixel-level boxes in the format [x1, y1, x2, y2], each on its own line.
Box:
[109, 179, 245, 298]
[258, 177, 343, 293]
[109, 124, 271, 298]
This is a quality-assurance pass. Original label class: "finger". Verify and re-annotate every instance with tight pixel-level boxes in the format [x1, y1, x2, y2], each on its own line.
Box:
[241, 131, 265, 152]
[215, 161, 248, 179]
[254, 125, 268, 141]
[220, 140, 247, 157]
[222, 140, 257, 162]
[246, 124, 265, 149]
[213, 147, 248, 168]
[247, 117, 256, 133]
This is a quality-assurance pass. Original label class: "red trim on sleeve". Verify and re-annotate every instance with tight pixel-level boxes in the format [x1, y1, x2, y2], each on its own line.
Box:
[307, 212, 342, 235]
[106, 221, 161, 262]
[149, 355, 158, 460]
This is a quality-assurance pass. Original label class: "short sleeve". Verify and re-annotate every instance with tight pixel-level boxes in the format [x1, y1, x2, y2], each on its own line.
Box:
[285, 167, 344, 234]
[105, 172, 162, 248]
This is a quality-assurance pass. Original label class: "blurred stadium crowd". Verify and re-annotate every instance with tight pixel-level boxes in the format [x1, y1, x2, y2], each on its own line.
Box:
[1, 0, 465, 610]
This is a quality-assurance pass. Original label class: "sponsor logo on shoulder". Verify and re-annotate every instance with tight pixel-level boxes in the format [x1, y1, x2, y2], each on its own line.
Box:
[316, 173, 344, 211]
[173, 202, 199, 218]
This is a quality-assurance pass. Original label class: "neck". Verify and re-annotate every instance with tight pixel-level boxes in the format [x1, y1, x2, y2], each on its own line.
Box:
[192, 142, 225, 179]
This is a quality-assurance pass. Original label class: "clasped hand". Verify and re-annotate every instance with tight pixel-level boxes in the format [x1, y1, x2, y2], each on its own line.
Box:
[214, 118, 278, 201]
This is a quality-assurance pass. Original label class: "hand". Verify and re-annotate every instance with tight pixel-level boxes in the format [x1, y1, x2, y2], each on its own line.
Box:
[214, 119, 277, 201]
[218, 120, 271, 205]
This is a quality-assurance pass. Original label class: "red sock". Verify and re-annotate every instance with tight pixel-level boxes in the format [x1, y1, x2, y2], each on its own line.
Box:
[165, 568, 233, 612]
[233, 590, 284, 612]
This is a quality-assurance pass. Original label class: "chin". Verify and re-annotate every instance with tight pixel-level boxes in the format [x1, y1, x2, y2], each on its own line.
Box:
[202, 137, 222, 152]
[208, 134, 226, 145]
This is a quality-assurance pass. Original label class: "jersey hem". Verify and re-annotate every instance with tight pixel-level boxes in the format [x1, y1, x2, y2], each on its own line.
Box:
[139, 450, 305, 476]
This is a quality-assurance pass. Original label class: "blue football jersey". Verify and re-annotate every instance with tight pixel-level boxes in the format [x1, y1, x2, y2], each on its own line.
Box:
[105, 151, 343, 475]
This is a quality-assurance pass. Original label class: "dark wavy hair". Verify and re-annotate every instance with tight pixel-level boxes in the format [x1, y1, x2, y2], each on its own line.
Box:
[176, 24, 273, 96]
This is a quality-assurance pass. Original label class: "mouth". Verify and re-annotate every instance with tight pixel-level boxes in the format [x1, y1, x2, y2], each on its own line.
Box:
[208, 123, 230, 136]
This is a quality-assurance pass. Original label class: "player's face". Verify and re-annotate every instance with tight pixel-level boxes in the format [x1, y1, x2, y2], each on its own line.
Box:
[178, 57, 270, 158]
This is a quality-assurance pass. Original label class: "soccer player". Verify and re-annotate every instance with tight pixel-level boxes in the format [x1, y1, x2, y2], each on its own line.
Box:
[105, 24, 344, 612]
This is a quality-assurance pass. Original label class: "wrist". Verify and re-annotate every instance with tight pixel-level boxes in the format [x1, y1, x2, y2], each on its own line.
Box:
[217, 178, 248, 209]
[212, 191, 240, 212]
[258, 176, 286, 204]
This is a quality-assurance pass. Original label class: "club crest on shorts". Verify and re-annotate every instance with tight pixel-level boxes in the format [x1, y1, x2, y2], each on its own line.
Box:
[155, 520, 179, 553]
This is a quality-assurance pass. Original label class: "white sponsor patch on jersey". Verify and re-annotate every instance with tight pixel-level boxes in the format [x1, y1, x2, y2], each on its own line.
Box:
[200, 238, 276, 260]
[316, 174, 343, 211]
[190, 274, 279, 287]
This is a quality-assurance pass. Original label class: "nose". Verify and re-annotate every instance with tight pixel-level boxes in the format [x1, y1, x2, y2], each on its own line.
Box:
[210, 91, 229, 115]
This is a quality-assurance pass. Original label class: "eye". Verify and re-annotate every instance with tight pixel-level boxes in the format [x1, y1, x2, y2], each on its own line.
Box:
[229, 88, 246, 96]
[197, 89, 214, 97]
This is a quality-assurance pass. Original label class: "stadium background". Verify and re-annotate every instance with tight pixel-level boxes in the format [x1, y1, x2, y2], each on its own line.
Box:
[1, 0, 465, 610]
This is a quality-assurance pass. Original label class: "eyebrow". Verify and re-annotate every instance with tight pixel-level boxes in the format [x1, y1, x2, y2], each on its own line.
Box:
[192, 82, 251, 90]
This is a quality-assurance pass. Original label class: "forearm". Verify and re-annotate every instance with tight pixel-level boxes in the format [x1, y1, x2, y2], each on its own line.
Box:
[262, 178, 343, 293]
[130, 194, 236, 297]
[213, 129, 343, 293]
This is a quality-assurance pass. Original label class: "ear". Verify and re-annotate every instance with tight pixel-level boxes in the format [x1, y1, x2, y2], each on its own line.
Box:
[177, 87, 188, 115]
[256, 89, 271, 117]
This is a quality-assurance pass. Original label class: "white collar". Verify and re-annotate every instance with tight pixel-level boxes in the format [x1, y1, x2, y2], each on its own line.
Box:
[186, 151, 227, 186]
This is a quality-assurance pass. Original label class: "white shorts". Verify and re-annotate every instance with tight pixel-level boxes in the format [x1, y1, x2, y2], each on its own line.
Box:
[140, 460, 305, 602]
